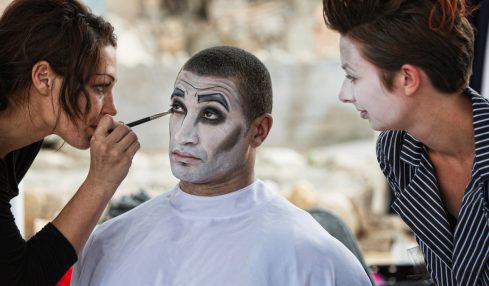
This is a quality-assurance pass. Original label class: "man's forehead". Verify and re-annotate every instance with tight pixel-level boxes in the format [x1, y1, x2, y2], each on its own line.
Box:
[175, 70, 239, 94]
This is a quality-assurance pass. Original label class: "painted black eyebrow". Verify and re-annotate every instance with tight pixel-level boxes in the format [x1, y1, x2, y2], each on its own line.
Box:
[171, 87, 185, 98]
[198, 93, 229, 111]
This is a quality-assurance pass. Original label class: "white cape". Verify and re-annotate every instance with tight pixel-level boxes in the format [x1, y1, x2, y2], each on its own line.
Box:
[72, 180, 370, 285]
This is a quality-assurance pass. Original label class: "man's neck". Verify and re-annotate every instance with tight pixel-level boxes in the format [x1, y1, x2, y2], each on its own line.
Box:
[179, 170, 255, 196]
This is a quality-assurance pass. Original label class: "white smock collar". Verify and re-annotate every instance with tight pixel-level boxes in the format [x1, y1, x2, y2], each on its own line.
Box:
[169, 179, 273, 219]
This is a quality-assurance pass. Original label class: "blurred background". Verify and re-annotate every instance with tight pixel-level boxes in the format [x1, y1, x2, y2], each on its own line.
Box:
[2, 0, 487, 285]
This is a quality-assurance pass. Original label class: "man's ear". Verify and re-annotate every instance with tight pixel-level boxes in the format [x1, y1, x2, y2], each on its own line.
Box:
[397, 64, 421, 96]
[250, 113, 273, 148]
[31, 61, 54, 96]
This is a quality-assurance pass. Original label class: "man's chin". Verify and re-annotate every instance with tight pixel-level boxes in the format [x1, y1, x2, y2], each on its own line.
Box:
[171, 168, 206, 184]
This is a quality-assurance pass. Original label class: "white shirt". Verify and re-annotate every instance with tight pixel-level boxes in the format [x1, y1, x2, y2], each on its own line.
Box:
[72, 180, 370, 286]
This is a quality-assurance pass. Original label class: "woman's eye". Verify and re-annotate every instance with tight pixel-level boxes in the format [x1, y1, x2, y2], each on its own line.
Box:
[345, 74, 357, 82]
[92, 83, 110, 95]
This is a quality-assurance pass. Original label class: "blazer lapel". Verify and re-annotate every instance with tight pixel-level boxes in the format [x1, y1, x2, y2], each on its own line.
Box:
[392, 149, 454, 268]
[452, 179, 489, 285]
[451, 90, 489, 284]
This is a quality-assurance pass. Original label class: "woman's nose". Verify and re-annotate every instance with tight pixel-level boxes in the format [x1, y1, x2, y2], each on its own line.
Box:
[102, 93, 117, 116]
[338, 81, 355, 103]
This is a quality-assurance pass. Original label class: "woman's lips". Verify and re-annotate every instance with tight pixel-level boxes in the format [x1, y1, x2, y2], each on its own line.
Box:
[355, 108, 368, 119]
[85, 124, 98, 142]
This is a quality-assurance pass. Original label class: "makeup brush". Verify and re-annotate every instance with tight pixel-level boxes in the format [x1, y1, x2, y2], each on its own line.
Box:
[126, 109, 173, 128]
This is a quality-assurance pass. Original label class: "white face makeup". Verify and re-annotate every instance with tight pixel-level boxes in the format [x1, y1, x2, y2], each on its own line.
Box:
[338, 36, 406, 131]
[169, 70, 251, 184]
[54, 45, 118, 149]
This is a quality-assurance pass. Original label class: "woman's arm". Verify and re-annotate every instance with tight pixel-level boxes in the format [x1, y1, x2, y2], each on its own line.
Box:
[52, 116, 139, 253]
[0, 116, 139, 285]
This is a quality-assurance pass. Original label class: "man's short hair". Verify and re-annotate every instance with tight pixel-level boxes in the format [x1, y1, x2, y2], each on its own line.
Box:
[182, 46, 273, 125]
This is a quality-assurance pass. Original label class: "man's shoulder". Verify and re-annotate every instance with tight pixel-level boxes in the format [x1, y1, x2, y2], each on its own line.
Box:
[260, 196, 334, 243]
[260, 194, 363, 256]
[262, 202, 368, 280]
[93, 190, 173, 237]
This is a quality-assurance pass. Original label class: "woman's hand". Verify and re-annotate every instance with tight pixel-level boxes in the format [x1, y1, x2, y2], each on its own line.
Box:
[52, 115, 140, 253]
[86, 115, 140, 194]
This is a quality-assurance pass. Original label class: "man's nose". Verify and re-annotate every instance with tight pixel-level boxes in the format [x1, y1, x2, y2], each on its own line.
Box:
[174, 116, 198, 145]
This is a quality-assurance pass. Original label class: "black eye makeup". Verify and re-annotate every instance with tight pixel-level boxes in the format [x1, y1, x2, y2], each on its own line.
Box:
[170, 85, 228, 125]
[170, 88, 187, 114]
[200, 107, 225, 124]
[171, 87, 185, 98]
[170, 99, 186, 114]
[198, 93, 229, 111]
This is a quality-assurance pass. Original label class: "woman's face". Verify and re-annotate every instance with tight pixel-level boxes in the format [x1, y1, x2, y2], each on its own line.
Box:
[54, 45, 118, 149]
[169, 70, 252, 184]
[338, 36, 406, 131]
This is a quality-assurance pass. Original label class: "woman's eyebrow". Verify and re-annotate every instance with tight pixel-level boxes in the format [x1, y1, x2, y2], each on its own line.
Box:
[341, 63, 354, 72]
[95, 73, 117, 83]
[198, 93, 229, 111]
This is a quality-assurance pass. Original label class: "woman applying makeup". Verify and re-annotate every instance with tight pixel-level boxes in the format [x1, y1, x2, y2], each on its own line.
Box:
[0, 0, 140, 285]
[322, 0, 487, 285]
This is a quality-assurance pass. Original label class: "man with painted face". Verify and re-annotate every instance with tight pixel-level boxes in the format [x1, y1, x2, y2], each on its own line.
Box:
[71, 46, 371, 286]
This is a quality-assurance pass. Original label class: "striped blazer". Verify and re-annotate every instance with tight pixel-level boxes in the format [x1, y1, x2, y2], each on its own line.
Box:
[376, 89, 489, 286]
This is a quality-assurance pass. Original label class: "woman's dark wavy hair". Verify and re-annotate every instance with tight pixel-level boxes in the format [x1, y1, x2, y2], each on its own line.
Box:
[0, 0, 117, 121]
[323, 0, 475, 93]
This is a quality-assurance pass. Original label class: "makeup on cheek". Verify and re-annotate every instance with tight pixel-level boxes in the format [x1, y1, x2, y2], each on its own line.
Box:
[216, 126, 243, 152]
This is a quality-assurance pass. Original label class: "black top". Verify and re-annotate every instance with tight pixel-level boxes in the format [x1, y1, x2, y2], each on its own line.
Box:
[0, 141, 77, 286]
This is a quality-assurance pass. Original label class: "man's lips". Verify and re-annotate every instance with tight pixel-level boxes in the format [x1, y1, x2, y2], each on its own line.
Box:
[172, 150, 201, 162]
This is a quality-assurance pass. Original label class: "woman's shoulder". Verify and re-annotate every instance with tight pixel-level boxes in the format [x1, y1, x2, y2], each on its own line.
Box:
[10, 140, 43, 162]
[1, 140, 44, 196]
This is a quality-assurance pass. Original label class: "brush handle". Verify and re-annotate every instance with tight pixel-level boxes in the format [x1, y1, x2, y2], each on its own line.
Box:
[126, 110, 172, 128]
[126, 117, 151, 127]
